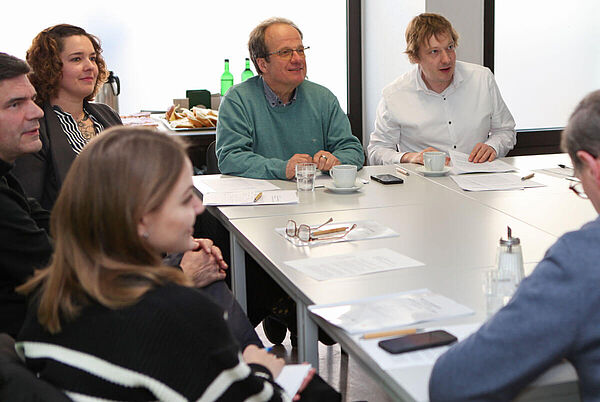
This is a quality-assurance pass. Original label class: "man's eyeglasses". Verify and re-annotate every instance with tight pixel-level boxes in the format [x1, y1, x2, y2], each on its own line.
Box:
[267, 46, 310, 60]
[286, 217, 356, 242]
[569, 181, 588, 199]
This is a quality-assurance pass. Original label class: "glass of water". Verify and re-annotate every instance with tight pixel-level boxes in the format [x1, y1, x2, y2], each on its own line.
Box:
[295, 163, 317, 191]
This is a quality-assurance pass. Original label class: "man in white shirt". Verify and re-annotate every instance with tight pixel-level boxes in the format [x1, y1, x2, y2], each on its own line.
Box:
[368, 13, 516, 166]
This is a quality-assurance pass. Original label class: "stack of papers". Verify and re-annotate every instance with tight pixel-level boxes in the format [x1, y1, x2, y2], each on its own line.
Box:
[308, 289, 474, 334]
[449, 150, 516, 175]
[285, 248, 423, 281]
[192, 176, 298, 206]
[203, 190, 298, 206]
[450, 173, 545, 192]
[193, 175, 280, 195]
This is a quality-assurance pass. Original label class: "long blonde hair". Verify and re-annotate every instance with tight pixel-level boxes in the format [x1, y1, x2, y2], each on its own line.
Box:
[18, 127, 192, 333]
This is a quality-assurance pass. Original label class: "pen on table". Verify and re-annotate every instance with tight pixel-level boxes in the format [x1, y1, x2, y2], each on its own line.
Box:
[520, 173, 535, 181]
[361, 328, 420, 340]
[253, 192, 263, 202]
[395, 166, 410, 176]
[312, 227, 348, 236]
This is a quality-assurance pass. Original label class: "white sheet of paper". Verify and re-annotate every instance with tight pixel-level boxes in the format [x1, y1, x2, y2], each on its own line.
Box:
[193, 175, 280, 194]
[285, 248, 423, 281]
[276, 364, 311, 398]
[308, 289, 474, 334]
[275, 220, 399, 247]
[450, 173, 545, 191]
[202, 190, 298, 206]
[356, 323, 482, 370]
[537, 167, 574, 178]
[449, 150, 516, 175]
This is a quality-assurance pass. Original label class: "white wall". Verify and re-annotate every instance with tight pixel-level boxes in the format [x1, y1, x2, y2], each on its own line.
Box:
[362, 0, 483, 147]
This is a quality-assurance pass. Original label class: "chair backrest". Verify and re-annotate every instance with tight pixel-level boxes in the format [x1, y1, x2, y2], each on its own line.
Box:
[206, 140, 220, 174]
[186, 89, 212, 110]
[0, 333, 72, 402]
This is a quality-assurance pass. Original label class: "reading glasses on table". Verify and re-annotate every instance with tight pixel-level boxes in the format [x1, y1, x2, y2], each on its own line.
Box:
[286, 217, 356, 242]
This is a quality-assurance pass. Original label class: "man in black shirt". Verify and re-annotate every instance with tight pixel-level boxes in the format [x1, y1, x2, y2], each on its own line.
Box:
[0, 52, 50, 337]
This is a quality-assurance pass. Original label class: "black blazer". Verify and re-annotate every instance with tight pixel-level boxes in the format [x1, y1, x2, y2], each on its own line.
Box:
[13, 101, 122, 210]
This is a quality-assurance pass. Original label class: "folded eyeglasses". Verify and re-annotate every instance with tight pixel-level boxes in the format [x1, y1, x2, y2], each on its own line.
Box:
[286, 217, 357, 242]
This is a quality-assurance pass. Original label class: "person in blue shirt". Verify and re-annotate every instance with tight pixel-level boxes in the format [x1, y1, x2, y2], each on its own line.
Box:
[429, 90, 600, 401]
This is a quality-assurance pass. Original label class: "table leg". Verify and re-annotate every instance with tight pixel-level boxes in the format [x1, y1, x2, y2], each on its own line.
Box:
[297, 301, 319, 370]
[230, 235, 247, 313]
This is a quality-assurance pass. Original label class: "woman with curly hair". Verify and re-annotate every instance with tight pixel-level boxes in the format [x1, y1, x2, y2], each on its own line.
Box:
[13, 24, 122, 210]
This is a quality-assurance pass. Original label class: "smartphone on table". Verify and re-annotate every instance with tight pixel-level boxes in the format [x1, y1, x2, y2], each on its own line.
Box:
[378, 330, 457, 354]
[371, 174, 404, 185]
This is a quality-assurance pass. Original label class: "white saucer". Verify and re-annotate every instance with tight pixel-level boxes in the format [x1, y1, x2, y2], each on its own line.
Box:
[416, 166, 451, 176]
[324, 181, 364, 193]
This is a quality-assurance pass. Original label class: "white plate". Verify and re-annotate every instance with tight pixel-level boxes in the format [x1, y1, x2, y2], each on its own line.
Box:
[416, 166, 451, 176]
[324, 181, 364, 193]
[158, 117, 216, 131]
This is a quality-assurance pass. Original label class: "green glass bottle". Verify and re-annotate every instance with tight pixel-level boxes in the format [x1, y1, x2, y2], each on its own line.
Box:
[220, 59, 234, 96]
[241, 58, 254, 82]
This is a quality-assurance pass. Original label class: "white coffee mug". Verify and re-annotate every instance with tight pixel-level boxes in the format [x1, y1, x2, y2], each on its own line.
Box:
[331, 165, 357, 188]
[423, 151, 446, 172]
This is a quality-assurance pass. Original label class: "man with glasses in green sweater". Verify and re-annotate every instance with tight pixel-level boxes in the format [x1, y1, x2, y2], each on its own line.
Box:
[216, 17, 364, 180]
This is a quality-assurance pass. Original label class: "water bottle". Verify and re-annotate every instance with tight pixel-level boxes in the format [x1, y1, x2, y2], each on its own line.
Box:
[241, 58, 254, 82]
[487, 226, 525, 317]
[220, 59, 234, 96]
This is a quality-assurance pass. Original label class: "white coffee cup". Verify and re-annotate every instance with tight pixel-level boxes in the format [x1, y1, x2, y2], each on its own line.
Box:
[331, 165, 357, 188]
[423, 151, 446, 172]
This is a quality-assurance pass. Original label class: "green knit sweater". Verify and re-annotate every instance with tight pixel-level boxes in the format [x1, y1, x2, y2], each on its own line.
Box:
[216, 76, 364, 179]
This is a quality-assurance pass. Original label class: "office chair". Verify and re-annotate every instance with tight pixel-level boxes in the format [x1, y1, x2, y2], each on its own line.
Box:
[206, 140, 220, 174]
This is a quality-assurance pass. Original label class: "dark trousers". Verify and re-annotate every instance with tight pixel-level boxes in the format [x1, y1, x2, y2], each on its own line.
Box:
[194, 211, 291, 327]
[200, 281, 263, 349]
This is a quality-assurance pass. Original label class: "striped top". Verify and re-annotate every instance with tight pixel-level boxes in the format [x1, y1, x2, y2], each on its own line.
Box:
[17, 283, 290, 401]
[52, 106, 104, 154]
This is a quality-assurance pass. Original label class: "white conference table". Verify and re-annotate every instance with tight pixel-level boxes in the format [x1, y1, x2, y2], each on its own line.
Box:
[407, 154, 597, 237]
[196, 154, 590, 401]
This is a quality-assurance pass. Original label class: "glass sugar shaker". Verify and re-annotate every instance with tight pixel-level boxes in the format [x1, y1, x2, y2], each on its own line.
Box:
[495, 226, 525, 308]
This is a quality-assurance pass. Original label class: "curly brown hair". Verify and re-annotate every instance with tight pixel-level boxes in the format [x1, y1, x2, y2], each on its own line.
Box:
[26, 24, 108, 104]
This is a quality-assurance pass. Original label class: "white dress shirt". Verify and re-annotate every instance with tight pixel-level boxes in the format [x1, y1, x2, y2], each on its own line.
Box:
[367, 61, 516, 165]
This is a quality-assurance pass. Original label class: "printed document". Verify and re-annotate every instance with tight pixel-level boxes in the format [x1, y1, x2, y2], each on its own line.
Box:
[308, 289, 474, 334]
[276, 364, 312, 397]
[203, 190, 298, 206]
[193, 175, 280, 194]
[285, 248, 423, 281]
[450, 173, 545, 191]
[536, 167, 574, 178]
[449, 150, 516, 174]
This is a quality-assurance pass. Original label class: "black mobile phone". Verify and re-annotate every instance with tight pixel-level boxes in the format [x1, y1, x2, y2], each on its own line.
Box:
[378, 330, 457, 354]
[371, 174, 404, 185]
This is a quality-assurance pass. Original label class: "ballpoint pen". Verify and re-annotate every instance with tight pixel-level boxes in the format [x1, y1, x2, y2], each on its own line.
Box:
[253, 192, 263, 202]
[395, 166, 410, 176]
[521, 173, 535, 181]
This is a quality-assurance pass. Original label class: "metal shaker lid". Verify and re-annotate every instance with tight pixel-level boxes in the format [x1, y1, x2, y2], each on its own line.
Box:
[499, 226, 520, 246]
